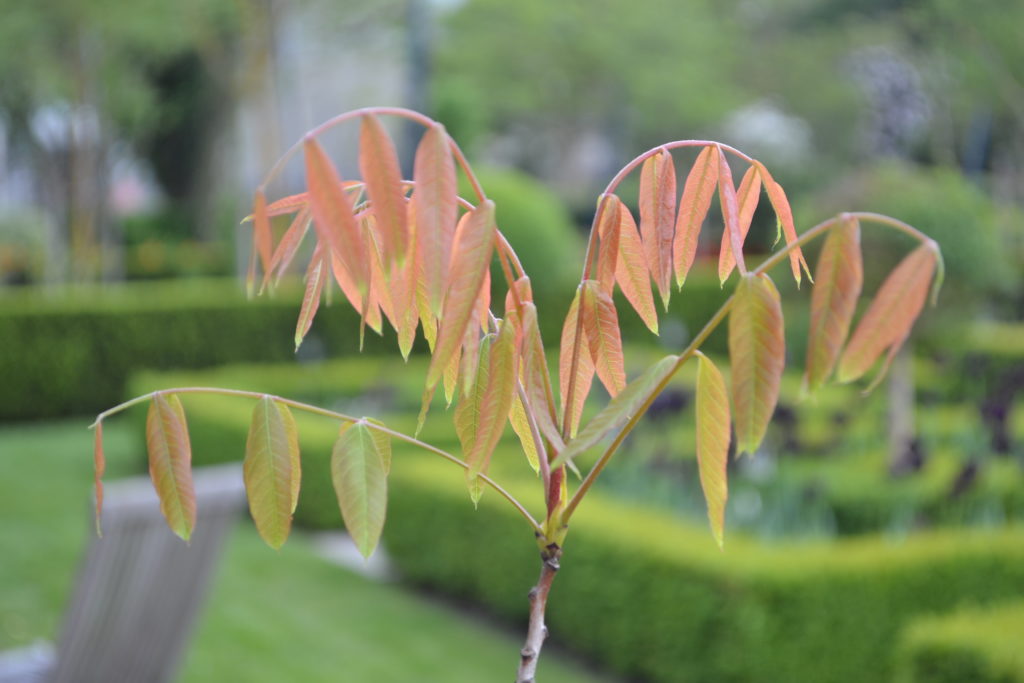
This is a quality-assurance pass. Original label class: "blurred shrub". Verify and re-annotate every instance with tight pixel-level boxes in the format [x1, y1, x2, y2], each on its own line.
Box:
[121, 361, 1024, 682]
[0, 278, 392, 420]
[898, 601, 1024, 683]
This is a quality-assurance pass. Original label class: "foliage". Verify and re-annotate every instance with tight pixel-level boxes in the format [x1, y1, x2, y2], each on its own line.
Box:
[0, 420, 605, 682]
[898, 601, 1024, 683]
[93, 107, 941, 679]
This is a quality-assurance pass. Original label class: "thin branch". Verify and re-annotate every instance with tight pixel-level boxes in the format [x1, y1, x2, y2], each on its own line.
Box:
[94, 387, 543, 535]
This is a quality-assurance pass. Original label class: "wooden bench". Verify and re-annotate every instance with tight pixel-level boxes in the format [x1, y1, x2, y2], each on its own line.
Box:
[0, 464, 246, 683]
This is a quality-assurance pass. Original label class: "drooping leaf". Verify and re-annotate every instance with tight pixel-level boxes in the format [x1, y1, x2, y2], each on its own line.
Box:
[459, 309, 484, 399]
[244, 397, 301, 549]
[581, 279, 627, 397]
[304, 137, 370, 315]
[252, 190, 273, 279]
[639, 150, 676, 308]
[330, 252, 382, 339]
[718, 166, 761, 284]
[509, 394, 540, 474]
[521, 302, 562, 448]
[695, 353, 730, 549]
[729, 273, 785, 455]
[559, 289, 595, 438]
[259, 180, 362, 217]
[673, 145, 720, 287]
[425, 200, 496, 392]
[504, 276, 533, 319]
[804, 217, 863, 393]
[595, 195, 620, 294]
[391, 199, 420, 358]
[266, 208, 310, 290]
[93, 421, 104, 536]
[466, 318, 517, 494]
[331, 421, 388, 559]
[551, 354, 678, 470]
[455, 335, 493, 456]
[295, 249, 327, 351]
[837, 242, 937, 388]
[359, 114, 408, 267]
[442, 342, 461, 407]
[717, 146, 746, 278]
[756, 162, 812, 286]
[413, 123, 458, 317]
[146, 394, 196, 541]
[614, 201, 659, 334]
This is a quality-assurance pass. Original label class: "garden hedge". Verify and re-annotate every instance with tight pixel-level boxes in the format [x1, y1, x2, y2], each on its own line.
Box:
[0, 269, 728, 421]
[126, 362, 1024, 683]
[898, 600, 1024, 683]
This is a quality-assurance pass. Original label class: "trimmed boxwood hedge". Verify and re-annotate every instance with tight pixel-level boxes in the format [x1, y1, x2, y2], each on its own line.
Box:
[898, 601, 1024, 683]
[127, 362, 1024, 683]
[0, 268, 729, 421]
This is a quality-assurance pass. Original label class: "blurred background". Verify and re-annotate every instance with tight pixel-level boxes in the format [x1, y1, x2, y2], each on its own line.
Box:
[1, 0, 1023, 681]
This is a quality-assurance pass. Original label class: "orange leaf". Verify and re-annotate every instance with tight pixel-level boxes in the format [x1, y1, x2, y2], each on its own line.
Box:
[717, 146, 746, 278]
[295, 249, 327, 350]
[757, 162, 811, 286]
[673, 145, 720, 287]
[244, 397, 301, 549]
[413, 124, 458, 317]
[93, 421, 105, 536]
[265, 207, 310, 290]
[804, 217, 863, 393]
[425, 200, 496, 392]
[729, 274, 785, 455]
[504, 276, 533, 318]
[718, 166, 761, 284]
[695, 352, 730, 548]
[614, 201, 659, 334]
[252, 190, 273, 279]
[639, 149, 676, 308]
[304, 137, 370, 316]
[582, 279, 627, 397]
[559, 289, 595, 438]
[360, 114, 409, 268]
[595, 195, 620, 294]
[146, 394, 196, 541]
[838, 242, 937, 388]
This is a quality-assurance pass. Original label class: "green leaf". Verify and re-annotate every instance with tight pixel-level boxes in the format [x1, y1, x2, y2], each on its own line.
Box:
[365, 418, 393, 475]
[509, 394, 540, 474]
[551, 354, 678, 470]
[804, 217, 863, 394]
[244, 397, 301, 549]
[466, 319, 517, 495]
[146, 394, 196, 541]
[455, 335, 493, 456]
[695, 353, 730, 549]
[331, 421, 388, 559]
[729, 274, 785, 455]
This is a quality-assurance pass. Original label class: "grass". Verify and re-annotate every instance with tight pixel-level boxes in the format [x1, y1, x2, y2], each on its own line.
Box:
[0, 419, 614, 682]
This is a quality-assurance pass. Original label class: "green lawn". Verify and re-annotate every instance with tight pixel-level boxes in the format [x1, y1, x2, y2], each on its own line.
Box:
[0, 419, 614, 682]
